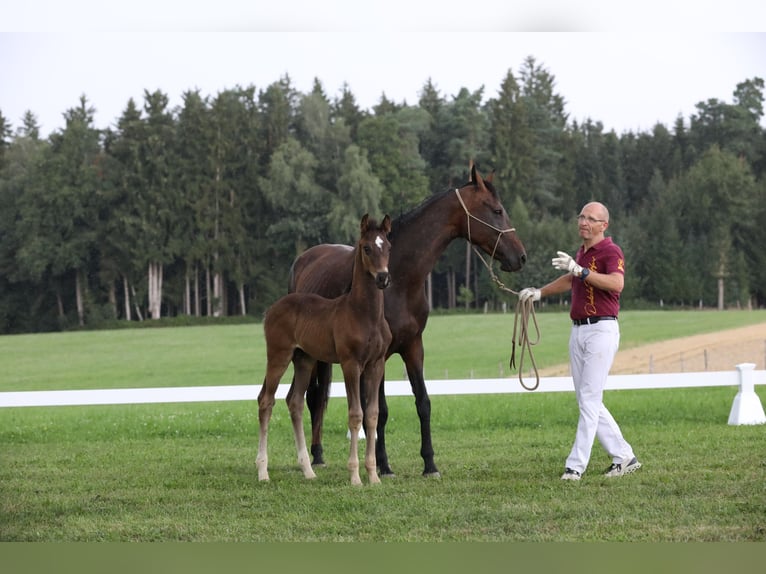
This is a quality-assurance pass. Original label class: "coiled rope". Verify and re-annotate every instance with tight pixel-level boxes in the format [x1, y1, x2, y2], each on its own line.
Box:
[454, 189, 541, 390]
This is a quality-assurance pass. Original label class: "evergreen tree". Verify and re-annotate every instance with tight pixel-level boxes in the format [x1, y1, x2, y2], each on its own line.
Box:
[327, 144, 385, 243]
[140, 89, 179, 319]
[259, 137, 328, 256]
[176, 89, 213, 316]
[417, 78, 448, 191]
[0, 113, 48, 331]
[673, 146, 759, 306]
[15, 96, 102, 327]
[103, 98, 148, 321]
[488, 68, 531, 206]
[0, 110, 11, 169]
[257, 75, 298, 167]
[356, 109, 429, 218]
[331, 82, 366, 140]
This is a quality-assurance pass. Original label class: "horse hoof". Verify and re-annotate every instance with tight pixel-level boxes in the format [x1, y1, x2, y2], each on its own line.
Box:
[423, 471, 442, 479]
[379, 470, 396, 478]
[311, 462, 327, 468]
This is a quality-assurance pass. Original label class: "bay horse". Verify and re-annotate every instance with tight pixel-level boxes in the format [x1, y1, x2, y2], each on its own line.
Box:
[257, 214, 392, 485]
[288, 164, 526, 477]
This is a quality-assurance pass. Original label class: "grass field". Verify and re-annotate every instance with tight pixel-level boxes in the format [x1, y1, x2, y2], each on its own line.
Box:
[1, 310, 765, 542]
[2, 309, 766, 392]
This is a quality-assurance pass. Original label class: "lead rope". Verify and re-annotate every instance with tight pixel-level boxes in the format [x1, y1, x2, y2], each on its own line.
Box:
[454, 188, 541, 391]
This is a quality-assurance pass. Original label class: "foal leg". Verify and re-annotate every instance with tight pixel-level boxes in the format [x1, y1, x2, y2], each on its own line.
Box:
[257, 357, 290, 482]
[362, 360, 384, 485]
[341, 363, 364, 486]
[288, 355, 317, 479]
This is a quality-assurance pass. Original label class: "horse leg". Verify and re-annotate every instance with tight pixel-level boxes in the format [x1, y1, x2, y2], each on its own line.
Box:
[402, 341, 440, 477]
[307, 361, 332, 466]
[341, 362, 363, 486]
[257, 357, 291, 482]
[362, 361, 384, 485]
[288, 354, 317, 480]
[373, 378, 395, 477]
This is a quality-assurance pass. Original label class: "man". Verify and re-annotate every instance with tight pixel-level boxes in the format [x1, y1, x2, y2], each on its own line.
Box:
[519, 201, 641, 481]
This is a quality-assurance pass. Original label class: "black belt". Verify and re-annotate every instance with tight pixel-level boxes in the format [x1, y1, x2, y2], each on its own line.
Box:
[572, 316, 617, 326]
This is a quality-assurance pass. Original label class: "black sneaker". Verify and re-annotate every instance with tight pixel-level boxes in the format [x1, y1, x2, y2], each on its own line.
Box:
[604, 456, 642, 477]
[561, 468, 581, 481]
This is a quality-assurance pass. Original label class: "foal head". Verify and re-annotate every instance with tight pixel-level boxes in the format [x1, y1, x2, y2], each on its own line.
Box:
[357, 214, 392, 290]
[456, 164, 527, 272]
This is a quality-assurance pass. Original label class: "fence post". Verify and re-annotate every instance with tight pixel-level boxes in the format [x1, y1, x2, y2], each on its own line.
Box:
[727, 363, 766, 425]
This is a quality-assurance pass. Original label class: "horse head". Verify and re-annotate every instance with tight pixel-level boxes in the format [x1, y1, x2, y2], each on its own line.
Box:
[358, 213, 392, 289]
[456, 163, 527, 272]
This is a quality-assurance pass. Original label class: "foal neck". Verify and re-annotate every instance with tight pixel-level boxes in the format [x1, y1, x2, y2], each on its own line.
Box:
[348, 245, 384, 310]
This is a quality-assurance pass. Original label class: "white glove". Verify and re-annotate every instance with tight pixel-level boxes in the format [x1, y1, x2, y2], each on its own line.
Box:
[552, 250, 583, 276]
[518, 288, 541, 303]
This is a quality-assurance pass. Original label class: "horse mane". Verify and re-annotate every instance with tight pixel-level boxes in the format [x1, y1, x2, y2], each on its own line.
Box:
[389, 176, 499, 241]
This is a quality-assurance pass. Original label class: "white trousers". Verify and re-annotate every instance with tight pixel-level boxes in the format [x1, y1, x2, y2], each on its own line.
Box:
[565, 320, 635, 474]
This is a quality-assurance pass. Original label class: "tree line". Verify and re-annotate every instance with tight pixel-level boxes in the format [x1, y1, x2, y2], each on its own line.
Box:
[1, 57, 764, 334]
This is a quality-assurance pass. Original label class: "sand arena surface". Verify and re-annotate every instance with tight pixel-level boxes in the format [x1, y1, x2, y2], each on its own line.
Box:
[538, 322, 766, 376]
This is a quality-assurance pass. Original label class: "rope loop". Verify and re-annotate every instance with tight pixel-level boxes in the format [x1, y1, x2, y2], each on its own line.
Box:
[454, 188, 540, 390]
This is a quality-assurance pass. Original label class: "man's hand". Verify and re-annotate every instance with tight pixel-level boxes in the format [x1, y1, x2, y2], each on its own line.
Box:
[552, 250, 583, 276]
[518, 287, 541, 303]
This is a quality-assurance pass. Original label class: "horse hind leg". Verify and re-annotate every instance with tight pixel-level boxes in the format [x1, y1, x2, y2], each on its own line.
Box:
[288, 355, 317, 480]
[256, 355, 291, 482]
[307, 361, 332, 466]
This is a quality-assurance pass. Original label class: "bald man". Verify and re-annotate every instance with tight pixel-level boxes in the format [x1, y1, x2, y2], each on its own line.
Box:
[519, 202, 641, 481]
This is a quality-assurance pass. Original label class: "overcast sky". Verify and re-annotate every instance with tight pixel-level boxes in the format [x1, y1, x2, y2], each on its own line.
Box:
[2, 3, 765, 138]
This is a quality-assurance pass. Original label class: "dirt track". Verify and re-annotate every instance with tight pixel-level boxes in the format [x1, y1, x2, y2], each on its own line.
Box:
[539, 322, 766, 376]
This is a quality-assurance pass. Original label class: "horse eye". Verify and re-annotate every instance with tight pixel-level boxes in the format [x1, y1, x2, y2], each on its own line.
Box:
[363, 246, 372, 255]
[494, 209, 502, 215]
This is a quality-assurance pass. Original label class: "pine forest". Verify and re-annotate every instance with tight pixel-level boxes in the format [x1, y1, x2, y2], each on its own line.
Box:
[1, 56, 765, 333]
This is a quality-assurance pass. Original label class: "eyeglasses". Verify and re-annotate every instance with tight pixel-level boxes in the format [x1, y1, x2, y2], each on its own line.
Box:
[576, 215, 605, 224]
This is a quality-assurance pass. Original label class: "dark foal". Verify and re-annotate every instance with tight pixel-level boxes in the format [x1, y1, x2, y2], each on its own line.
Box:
[257, 214, 392, 485]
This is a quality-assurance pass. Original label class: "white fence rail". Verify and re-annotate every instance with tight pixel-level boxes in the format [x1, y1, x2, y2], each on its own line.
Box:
[2, 363, 764, 425]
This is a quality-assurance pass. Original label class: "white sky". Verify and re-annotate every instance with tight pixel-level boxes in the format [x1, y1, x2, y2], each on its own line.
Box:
[2, 2, 765, 138]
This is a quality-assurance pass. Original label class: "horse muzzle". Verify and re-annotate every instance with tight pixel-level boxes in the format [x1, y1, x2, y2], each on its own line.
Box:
[375, 272, 391, 289]
[500, 251, 527, 272]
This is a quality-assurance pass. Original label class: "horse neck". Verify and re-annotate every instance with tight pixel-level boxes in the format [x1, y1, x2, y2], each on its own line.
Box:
[390, 190, 461, 283]
[348, 247, 385, 314]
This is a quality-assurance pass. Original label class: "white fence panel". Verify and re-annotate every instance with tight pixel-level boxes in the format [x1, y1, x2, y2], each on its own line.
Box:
[2, 364, 764, 420]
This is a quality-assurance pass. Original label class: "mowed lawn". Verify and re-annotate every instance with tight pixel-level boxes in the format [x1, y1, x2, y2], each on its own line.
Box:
[1, 310, 765, 542]
[2, 309, 766, 392]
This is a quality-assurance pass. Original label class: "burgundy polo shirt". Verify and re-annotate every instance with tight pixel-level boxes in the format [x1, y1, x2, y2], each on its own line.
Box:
[570, 237, 625, 321]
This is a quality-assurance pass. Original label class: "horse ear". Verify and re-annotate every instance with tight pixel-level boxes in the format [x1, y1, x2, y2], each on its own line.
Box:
[360, 213, 370, 232]
[470, 161, 487, 191]
[381, 214, 392, 234]
[472, 165, 487, 193]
